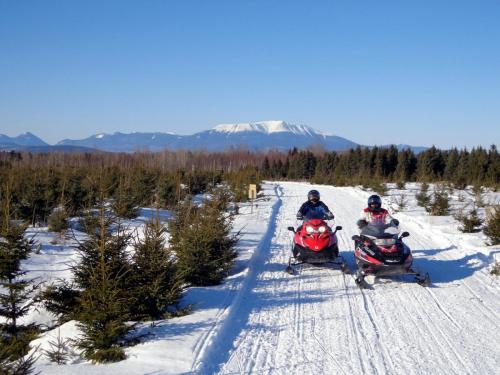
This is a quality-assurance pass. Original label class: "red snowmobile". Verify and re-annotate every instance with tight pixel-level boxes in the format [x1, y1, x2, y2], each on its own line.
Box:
[352, 223, 430, 288]
[285, 218, 348, 274]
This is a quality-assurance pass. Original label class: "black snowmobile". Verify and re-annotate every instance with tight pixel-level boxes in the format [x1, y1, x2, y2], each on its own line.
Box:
[352, 222, 430, 288]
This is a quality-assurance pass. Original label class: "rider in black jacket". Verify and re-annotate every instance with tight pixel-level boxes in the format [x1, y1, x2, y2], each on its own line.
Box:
[296, 190, 334, 221]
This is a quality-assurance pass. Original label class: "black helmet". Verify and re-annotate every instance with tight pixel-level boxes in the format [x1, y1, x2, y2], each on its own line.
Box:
[308, 190, 320, 202]
[368, 194, 382, 211]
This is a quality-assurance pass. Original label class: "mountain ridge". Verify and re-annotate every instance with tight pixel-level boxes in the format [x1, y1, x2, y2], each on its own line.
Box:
[1, 121, 428, 153]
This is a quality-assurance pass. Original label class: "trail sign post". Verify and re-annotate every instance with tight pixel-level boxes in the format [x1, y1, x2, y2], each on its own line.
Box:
[249, 184, 257, 213]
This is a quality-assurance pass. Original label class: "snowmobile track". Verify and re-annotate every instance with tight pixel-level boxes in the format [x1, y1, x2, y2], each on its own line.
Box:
[195, 183, 499, 375]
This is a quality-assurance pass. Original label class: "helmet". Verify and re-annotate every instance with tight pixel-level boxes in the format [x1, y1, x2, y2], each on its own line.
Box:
[367, 194, 382, 211]
[308, 190, 320, 202]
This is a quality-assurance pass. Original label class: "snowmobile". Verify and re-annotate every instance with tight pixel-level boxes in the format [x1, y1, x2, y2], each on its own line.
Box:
[351, 222, 430, 288]
[285, 217, 348, 275]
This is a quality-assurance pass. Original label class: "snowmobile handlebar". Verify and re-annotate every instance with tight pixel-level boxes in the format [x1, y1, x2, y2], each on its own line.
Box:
[352, 231, 410, 242]
[400, 231, 410, 238]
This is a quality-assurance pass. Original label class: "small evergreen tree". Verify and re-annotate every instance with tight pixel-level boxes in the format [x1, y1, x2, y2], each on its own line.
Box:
[491, 260, 500, 276]
[112, 178, 139, 219]
[429, 189, 450, 216]
[170, 188, 238, 286]
[0, 221, 40, 372]
[72, 201, 133, 363]
[472, 185, 485, 208]
[48, 207, 69, 233]
[456, 209, 483, 233]
[371, 181, 387, 196]
[416, 183, 431, 209]
[42, 328, 70, 365]
[484, 207, 500, 245]
[0, 349, 39, 375]
[129, 215, 183, 320]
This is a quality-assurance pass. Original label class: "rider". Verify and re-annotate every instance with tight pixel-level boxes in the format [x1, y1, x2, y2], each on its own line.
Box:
[296, 190, 334, 221]
[357, 194, 399, 229]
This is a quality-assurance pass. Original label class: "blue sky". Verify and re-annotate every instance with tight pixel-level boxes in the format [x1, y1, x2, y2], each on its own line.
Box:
[1, 0, 499, 148]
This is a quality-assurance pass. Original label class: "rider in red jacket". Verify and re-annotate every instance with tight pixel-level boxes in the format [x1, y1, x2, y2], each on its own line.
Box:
[357, 195, 399, 228]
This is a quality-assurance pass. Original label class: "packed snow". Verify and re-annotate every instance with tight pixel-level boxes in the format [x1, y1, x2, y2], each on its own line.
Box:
[14, 182, 500, 374]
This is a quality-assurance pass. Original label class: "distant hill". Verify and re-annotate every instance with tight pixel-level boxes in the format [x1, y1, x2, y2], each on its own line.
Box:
[2, 121, 428, 153]
[0, 132, 48, 147]
[57, 121, 359, 152]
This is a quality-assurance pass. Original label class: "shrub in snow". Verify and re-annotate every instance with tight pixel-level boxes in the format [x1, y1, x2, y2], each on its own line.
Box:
[0, 350, 39, 375]
[396, 181, 406, 190]
[170, 187, 239, 286]
[473, 186, 485, 208]
[129, 216, 183, 320]
[484, 207, 500, 245]
[490, 261, 500, 276]
[456, 209, 483, 233]
[416, 183, 430, 209]
[363, 179, 387, 196]
[48, 207, 69, 233]
[429, 190, 450, 216]
[43, 329, 70, 365]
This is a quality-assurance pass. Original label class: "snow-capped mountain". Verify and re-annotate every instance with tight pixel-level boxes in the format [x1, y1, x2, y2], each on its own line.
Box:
[56, 121, 358, 152]
[2, 122, 428, 153]
[211, 120, 321, 136]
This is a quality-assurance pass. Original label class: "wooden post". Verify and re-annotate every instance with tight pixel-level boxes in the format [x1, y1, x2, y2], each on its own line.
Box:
[248, 184, 257, 214]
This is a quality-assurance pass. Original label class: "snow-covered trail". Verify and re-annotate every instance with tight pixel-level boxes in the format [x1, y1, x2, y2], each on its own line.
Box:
[196, 182, 500, 375]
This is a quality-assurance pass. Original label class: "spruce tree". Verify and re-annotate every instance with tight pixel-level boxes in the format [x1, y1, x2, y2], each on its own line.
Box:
[73, 201, 133, 363]
[484, 208, 500, 245]
[170, 188, 238, 286]
[0, 221, 40, 371]
[129, 215, 182, 320]
[416, 183, 431, 209]
[429, 189, 450, 216]
[112, 178, 139, 219]
[457, 209, 483, 233]
[48, 207, 69, 233]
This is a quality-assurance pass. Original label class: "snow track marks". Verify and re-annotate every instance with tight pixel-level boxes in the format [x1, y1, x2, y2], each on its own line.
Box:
[194, 183, 499, 375]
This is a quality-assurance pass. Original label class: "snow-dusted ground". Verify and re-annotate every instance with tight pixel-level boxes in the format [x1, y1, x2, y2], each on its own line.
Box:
[20, 182, 500, 374]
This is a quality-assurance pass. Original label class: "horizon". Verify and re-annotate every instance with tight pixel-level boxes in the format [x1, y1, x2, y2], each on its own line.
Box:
[3, 123, 498, 151]
[1, 1, 499, 148]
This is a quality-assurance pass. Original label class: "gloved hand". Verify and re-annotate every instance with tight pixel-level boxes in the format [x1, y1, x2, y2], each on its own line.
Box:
[391, 219, 400, 226]
[325, 212, 334, 220]
[357, 219, 368, 229]
[296, 213, 304, 220]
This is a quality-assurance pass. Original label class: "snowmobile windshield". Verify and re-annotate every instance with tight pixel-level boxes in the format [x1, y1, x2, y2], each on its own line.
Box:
[360, 223, 399, 240]
[304, 211, 327, 220]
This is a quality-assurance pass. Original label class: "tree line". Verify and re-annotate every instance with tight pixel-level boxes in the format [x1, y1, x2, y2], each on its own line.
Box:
[262, 145, 499, 188]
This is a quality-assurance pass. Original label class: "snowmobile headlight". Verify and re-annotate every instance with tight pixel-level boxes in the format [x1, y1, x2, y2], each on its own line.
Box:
[318, 226, 327, 233]
[305, 225, 314, 234]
